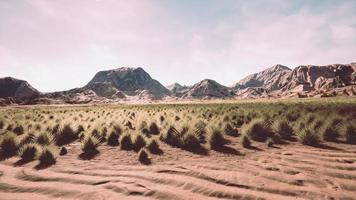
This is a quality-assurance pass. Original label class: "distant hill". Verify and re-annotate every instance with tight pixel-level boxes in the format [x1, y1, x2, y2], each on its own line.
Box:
[1, 62, 355, 105]
[182, 79, 235, 99]
[83, 67, 171, 99]
[166, 83, 190, 97]
[0, 77, 40, 105]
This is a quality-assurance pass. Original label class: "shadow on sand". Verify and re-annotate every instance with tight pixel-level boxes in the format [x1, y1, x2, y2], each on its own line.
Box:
[79, 150, 99, 160]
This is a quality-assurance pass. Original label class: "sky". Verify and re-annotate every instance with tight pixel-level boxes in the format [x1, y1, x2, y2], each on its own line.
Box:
[0, 0, 356, 92]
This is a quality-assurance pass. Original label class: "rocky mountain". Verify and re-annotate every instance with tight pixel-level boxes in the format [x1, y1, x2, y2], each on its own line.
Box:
[0, 77, 40, 105]
[232, 64, 292, 92]
[233, 63, 356, 98]
[1, 63, 355, 105]
[166, 83, 190, 97]
[182, 79, 235, 99]
[82, 67, 171, 99]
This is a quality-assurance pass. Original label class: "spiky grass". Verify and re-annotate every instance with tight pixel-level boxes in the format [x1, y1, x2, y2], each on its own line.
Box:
[272, 119, 294, 140]
[81, 135, 100, 154]
[120, 134, 133, 150]
[207, 126, 226, 150]
[55, 124, 78, 146]
[342, 123, 356, 144]
[0, 131, 18, 157]
[242, 119, 270, 142]
[18, 143, 39, 161]
[147, 139, 161, 154]
[297, 126, 320, 146]
[138, 148, 150, 165]
[240, 134, 251, 148]
[38, 146, 58, 166]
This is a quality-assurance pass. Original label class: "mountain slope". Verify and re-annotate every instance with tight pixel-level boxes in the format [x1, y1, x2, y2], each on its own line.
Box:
[233, 63, 356, 98]
[0, 77, 40, 99]
[282, 64, 356, 92]
[166, 83, 190, 97]
[183, 79, 235, 99]
[83, 67, 171, 99]
[232, 64, 292, 92]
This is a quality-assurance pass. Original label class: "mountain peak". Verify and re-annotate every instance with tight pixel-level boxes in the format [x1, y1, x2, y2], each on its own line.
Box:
[84, 67, 170, 99]
[271, 64, 291, 71]
[183, 79, 234, 99]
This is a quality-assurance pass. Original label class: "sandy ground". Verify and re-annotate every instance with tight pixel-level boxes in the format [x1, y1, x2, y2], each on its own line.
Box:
[1, 136, 356, 200]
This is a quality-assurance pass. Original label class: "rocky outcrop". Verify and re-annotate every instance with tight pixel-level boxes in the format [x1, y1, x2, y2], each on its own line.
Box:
[282, 64, 355, 92]
[0, 77, 41, 105]
[182, 79, 235, 99]
[232, 64, 292, 92]
[233, 63, 356, 98]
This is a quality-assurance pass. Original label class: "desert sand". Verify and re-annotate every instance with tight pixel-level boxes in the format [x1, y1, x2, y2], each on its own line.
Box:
[1, 137, 356, 200]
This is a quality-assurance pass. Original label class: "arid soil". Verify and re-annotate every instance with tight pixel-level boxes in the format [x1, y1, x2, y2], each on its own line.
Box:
[1, 136, 356, 200]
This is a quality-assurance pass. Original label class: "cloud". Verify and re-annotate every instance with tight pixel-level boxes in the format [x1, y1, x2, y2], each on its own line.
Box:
[0, 0, 355, 91]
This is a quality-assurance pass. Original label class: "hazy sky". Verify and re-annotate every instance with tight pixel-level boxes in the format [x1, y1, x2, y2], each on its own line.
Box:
[0, 0, 355, 92]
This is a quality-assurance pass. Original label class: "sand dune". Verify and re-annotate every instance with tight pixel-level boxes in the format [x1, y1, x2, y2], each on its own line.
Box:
[1, 138, 356, 200]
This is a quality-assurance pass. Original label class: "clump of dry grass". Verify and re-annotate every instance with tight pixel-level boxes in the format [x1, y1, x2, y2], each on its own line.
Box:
[342, 123, 356, 144]
[38, 146, 58, 166]
[240, 134, 251, 148]
[297, 126, 320, 146]
[272, 119, 294, 140]
[207, 126, 226, 150]
[147, 139, 161, 154]
[120, 133, 133, 150]
[242, 119, 271, 142]
[55, 124, 78, 146]
[0, 131, 19, 157]
[18, 143, 39, 161]
[133, 134, 146, 152]
[138, 148, 150, 165]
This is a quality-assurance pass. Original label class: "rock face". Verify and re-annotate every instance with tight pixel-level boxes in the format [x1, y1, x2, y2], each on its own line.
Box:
[182, 79, 235, 99]
[166, 83, 190, 97]
[232, 64, 292, 92]
[282, 64, 355, 92]
[0, 77, 40, 105]
[83, 67, 171, 99]
[233, 63, 356, 98]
